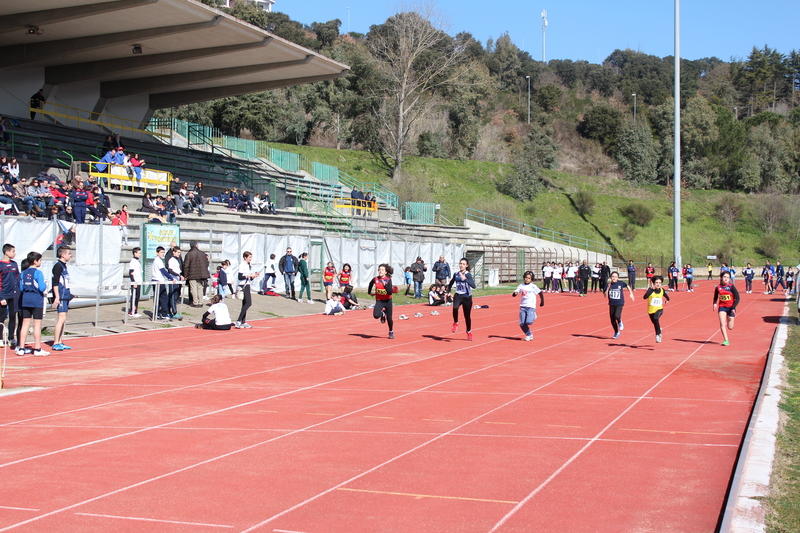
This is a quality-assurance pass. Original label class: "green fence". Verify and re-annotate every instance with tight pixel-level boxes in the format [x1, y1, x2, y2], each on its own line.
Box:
[465, 208, 614, 255]
[404, 202, 436, 224]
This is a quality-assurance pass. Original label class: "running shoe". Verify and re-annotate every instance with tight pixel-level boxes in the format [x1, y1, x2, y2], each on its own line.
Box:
[525, 334, 533, 342]
[414, 312, 423, 317]
[656, 334, 662, 343]
[388, 331, 394, 339]
[52, 343, 66, 351]
[613, 332, 620, 340]
[467, 332, 473, 341]
[33, 349, 50, 357]
[235, 321, 243, 329]
[722, 340, 730, 346]
[398, 314, 410, 320]
[380, 310, 386, 324]
[171, 313, 182, 320]
[451, 322, 458, 333]
[308, 299, 315, 304]
[430, 310, 440, 315]
[15, 347, 25, 356]
[619, 322, 624, 331]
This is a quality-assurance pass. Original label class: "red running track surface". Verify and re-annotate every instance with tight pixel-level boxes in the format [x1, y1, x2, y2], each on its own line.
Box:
[0, 281, 783, 532]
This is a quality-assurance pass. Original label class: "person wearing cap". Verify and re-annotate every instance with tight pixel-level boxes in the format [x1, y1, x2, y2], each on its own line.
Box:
[408, 256, 427, 299]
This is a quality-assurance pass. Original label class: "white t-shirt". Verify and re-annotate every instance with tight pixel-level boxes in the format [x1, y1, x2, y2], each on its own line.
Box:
[151, 256, 166, 282]
[128, 257, 143, 284]
[265, 261, 276, 275]
[543, 266, 553, 278]
[515, 282, 542, 308]
[567, 266, 578, 278]
[324, 299, 344, 314]
[553, 268, 562, 280]
[207, 302, 231, 325]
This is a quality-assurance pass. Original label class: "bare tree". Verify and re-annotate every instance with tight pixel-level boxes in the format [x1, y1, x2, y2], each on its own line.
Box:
[367, 4, 464, 179]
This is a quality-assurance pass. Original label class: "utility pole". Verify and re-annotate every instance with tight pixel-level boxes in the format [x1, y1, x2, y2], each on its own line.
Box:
[526, 76, 531, 125]
[673, 0, 682, 269]
[541, 10, 547, 63]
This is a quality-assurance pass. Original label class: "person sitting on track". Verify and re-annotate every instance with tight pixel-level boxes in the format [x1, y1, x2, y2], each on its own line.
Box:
[196, 295, 232, 330]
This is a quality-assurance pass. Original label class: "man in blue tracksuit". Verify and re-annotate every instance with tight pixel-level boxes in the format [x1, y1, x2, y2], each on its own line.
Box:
[0, 243, 20, 347]
[95, 147, 117, 173]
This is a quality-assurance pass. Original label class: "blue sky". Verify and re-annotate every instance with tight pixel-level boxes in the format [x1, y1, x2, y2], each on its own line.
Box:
[276, 0, 799, 63]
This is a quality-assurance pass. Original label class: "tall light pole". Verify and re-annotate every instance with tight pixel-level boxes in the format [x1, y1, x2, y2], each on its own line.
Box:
[526, 76, 531, 125]
[632, 93, 637, 122]
[673, 0, 682, 268]
[541, 10, 547, 63]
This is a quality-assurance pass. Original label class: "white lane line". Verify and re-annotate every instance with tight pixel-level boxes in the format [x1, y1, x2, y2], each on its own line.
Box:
[488, 332, 719, 532]
[0, 506, 39, 511]
[75, 512, 233, 528]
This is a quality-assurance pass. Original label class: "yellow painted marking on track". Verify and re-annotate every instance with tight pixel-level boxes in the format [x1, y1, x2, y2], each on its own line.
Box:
[423, 419, 454, 422]
[548, 424, 583, 428]
[484, 422, 516, 425]
[615, 427, 739, 436]
[364, 416, 394, 419]
[258, 410, 277, 413]
[306, 413, 335, 416]
[337, 488, 518, 504]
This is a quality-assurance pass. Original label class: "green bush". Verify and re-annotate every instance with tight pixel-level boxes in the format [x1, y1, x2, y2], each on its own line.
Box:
[620, 222, 638, 242]
[620, 201, 655, 227]
[573, 190, 596, 216]
[757, 234, 782, 259]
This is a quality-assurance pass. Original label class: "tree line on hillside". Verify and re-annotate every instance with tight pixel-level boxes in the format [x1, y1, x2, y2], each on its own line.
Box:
[180, 2, 800, 196]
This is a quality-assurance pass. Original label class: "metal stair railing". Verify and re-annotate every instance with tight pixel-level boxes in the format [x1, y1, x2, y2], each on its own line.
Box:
[338, 171, 398, 209]
[294, 188, 383, 241]
[465, 208, 614, 255]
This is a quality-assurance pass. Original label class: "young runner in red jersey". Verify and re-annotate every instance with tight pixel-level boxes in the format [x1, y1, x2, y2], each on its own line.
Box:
[713, 271, 740, 346]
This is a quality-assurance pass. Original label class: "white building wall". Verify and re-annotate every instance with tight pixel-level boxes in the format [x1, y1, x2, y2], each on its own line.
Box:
[0, 66, 45, 117]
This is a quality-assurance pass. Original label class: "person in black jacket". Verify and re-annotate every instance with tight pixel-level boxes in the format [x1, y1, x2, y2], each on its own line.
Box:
[278, 248, 299, 300]
[577, 260, 591, 297]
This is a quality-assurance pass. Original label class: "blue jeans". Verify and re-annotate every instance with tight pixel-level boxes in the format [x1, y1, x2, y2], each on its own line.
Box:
[519, 307, 537, 335]
[414, 280, 423, 298]
[283, 272, 296, 298]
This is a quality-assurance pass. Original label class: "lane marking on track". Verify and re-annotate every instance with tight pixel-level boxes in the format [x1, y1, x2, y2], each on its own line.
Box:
[548, 424, 582, 428]
[274, 529, 310, 533]
[364, 416, 393, 419]
[422, 419, 454, 422]
[484, 422, 515, 425]
[336, 487, 518, 504]
[305, 413, 335, 417]
[74, 512, 233, 528]
[0, 506, 39, 512]
[614, 427, 739, 436]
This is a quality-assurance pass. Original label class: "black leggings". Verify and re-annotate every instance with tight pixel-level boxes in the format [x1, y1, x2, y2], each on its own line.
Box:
[745, 278, 753, 292]
[648, 309, 664, 335]
[453, 293, 473, 331]
[373, 299, 394, 331]
[237, 288, 252, 323]
[591, 278, 599, 291]
[609, 305, 623, 334]
[201, 314, 232, 330]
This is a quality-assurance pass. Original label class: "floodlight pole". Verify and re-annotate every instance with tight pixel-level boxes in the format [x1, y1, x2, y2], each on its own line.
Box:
[673, 0, 682, 268]
[541, 10, 547, 63]
[632, 93, 637, 122]
[526, 75, 531, 125]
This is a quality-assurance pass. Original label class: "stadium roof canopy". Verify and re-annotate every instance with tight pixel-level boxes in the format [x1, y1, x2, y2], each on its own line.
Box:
[0, 0, 350, 111]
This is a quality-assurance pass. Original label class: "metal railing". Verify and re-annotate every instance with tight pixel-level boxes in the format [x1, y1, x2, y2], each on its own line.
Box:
[465, 208, 614, 255]
[31, 104, 168, 142]
[405, 202, 436, 224]
[294, 188, 382, 241]
[7, 130, 75, 169]
[338, 171, 398, 209]
[75, 161, 171, 193]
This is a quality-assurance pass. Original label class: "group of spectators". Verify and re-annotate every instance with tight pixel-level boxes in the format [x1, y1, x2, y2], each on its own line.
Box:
[211, 187, 277, 215]
[350, 187, 377, 216]
[96, 137, 146, 189]
[138, 176, 207, 223]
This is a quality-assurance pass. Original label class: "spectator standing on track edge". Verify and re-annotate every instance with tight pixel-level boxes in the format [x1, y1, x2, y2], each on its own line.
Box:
[409, 256, 427, 299]
[182, 241, 209, 308]
[578, 260, 591, 297]
[0, 243, 20, 348]
[51, 246, 74, 351]
[433, 255, 451, 287]
[627, 260, 637, 290]
[279, 247, 298, 301]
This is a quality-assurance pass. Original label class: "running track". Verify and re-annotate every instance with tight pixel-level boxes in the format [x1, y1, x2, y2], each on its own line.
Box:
[0, 282, 782, 532]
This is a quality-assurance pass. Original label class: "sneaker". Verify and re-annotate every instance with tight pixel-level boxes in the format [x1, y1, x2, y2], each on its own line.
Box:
[398, 314, 410, 320]
[414, 312, 423, 317]
[52, 343, 66, 351]
[243, 323, 252, 329]
[0, 341, 3, 348]
[619, 322, 624, 331]
[451, 322, 458, 333]
[722, 340, 730, 346]
[15, 347, 25, 356]
[235, 321, 243, 329]
[388, 331, 394, 339]
[525, 334, 533, 342]
[656, 334, 662, 343]
[467, 332, 473, 341]
[613, 332, 620, 340]
[308, 299, 315, 304]
[171, 313, 182, 320]
[34, 349, 50, 357]
[431, 310, 440, 315]
[380, 310, 386, 324]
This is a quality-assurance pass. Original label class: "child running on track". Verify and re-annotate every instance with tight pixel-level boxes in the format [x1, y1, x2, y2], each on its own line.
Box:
[512, 270, 545, 341]
[713, 271, 740, 346]
[643, 275, 670, 343]
[323, 261, 336, 301]
[448, 258, 477, 341]
[604, 271, 634, 339]
[368, 264, 395, 339]
[339, 263, 352, 288]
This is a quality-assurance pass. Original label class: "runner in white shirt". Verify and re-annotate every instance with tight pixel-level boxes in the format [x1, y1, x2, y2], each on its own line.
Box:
[512, 271, 545, 341]
[552, 263, 563, 293]
[543, 263, 554, 292]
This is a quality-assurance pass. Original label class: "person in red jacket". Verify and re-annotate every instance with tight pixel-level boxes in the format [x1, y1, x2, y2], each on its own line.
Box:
[713, 271, 740, 346]
[323, 261, 336, 301]
[368, 264, 395, 339]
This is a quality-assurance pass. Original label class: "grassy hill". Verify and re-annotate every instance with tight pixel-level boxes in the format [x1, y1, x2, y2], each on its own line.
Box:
[270, 142, 800, 267]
